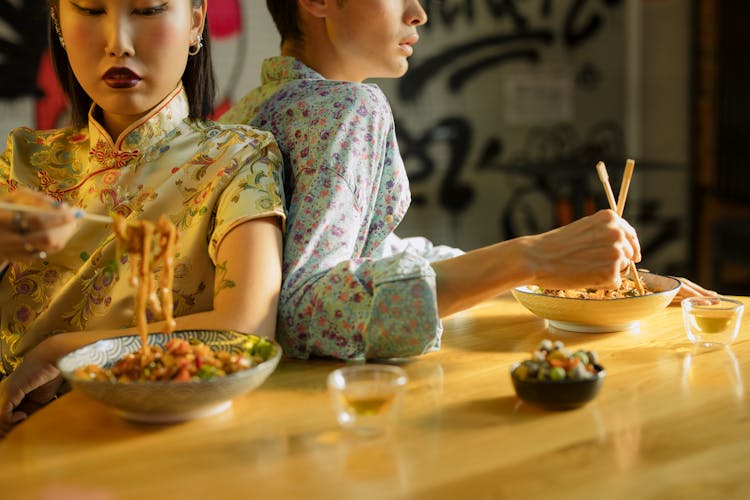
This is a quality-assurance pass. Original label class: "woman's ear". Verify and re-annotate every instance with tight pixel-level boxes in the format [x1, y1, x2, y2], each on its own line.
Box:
[298, 0, 333, 19]
[190, 1, 208, 43]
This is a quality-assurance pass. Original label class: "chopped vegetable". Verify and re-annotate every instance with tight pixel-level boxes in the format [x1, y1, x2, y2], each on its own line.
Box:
[513, 339, 601, 382]
[75, 335, 275, 383]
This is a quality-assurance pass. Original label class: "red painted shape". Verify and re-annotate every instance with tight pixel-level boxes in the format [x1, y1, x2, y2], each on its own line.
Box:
[35, 52, 69, 129]
[211, 97, 232, 121]
[207, 0, 242, 38]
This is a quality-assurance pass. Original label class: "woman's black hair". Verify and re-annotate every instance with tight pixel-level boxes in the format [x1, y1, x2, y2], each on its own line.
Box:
[47, 0, 215, 127]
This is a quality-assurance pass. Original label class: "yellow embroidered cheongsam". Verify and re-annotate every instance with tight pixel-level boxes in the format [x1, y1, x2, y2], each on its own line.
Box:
[0, 85, 285, 376]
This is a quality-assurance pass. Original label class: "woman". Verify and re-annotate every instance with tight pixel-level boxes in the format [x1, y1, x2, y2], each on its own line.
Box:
[0, 0, 285, 436]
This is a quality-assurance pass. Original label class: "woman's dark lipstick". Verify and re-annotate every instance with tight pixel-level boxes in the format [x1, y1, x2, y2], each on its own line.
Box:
[102, 67, 141, 89]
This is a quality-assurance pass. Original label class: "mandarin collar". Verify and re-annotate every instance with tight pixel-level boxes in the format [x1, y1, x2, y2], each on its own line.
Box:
[261, 56, 325, 85]
[87, 84, 189, 162]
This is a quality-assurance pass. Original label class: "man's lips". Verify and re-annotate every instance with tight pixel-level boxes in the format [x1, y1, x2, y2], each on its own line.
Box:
[399, 34, 419, 56]
[399, 43, 414, 56]
[102, 67, 141, 89]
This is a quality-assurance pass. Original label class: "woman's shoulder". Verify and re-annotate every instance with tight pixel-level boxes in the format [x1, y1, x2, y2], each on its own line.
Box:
[4, 125, 90, 154]
[6, 125, 88, 143]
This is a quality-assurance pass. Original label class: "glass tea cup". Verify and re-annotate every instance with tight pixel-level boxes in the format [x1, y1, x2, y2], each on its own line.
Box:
[327, 364, 407, 437]
[682, 296, 744, 348]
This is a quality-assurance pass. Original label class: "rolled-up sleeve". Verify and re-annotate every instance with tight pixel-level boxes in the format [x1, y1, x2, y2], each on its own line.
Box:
[280, 250, 442, 360]
[277, 152, 447, 360]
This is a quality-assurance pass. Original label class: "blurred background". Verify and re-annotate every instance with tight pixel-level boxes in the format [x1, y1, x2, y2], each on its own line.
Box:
[1, 0, 748, 293]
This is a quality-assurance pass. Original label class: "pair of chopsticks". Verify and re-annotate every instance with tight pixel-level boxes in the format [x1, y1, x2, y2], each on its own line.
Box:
[0, 201, 113, 224]
[595, 159, 645, 295]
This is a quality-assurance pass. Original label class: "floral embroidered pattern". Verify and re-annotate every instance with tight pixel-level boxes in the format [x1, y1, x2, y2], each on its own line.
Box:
[0, 86, 285, 375]
[61, 249, 119, 330]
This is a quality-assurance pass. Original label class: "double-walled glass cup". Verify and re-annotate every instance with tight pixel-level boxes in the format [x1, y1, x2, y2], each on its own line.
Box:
[682, 296, 744, 348]
[327, 364, 407, 437]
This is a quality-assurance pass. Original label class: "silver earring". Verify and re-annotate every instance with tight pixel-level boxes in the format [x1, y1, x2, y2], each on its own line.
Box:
[188, 34, 203, 56]
[50, 9, 66, 50]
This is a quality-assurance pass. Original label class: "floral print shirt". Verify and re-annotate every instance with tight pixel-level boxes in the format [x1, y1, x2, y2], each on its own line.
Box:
[220, 57, 461, 360]
[0, 85, 285, 375]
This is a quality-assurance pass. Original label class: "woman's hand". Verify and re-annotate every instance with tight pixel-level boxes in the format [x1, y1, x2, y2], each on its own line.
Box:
[0, 187, 79, 262]
[0, 340, 62, 439]
[671, 276, 718, 305]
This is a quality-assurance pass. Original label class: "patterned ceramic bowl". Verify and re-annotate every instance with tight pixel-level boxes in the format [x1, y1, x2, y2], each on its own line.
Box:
[511, 272, 681, 333]
[58, 330, 282, 423]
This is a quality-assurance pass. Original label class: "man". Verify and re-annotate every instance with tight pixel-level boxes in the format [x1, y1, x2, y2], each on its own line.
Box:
[220, 0, 680, 360]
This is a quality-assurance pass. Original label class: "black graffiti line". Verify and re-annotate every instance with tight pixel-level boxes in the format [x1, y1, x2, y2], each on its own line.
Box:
[399, 31, 554, 99]
[481, 0, 528, 29]
[423, 0, 476, 28]
[447, 48, 540, 93]
[566, 0, 623, 47]
[398, 116, 475, 213]
[541, 0, 553, 17]
[434, 117, 474, 213]
[397, 120, 436, 184]
[0, 0, 22, 25]
[642, 217, 681, 257]
[0, 39, 15, 53]
[564, 0, 601, 48]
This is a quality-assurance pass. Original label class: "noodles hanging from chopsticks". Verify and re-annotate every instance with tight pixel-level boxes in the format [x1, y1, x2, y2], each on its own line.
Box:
[113, 214, 178, 348]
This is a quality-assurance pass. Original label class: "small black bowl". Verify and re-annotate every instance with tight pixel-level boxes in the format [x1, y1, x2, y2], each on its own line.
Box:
[510, 362, 606, 411]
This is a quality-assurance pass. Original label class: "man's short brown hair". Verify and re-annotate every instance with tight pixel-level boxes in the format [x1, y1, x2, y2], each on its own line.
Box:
[266, 0, 302, 43]
[267, 0, 346, 44]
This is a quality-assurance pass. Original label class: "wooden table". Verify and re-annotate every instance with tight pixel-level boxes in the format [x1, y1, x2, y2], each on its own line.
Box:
[1, 294, 749, 499]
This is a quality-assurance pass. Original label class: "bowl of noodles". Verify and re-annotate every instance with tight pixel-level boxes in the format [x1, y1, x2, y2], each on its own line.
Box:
[58, 329, 282, 423]
[511, 271, 681, 333]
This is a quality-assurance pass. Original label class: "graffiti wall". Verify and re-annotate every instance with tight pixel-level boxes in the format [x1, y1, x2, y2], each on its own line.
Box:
[378, 0, 690, 276]
[0, 0, 689, 275]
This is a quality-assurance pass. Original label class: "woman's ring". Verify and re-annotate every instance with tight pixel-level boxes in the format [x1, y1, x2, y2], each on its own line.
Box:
[12, 211, 30, 235]
[11, 211, 22, 233]
[21, 241, 45, 259]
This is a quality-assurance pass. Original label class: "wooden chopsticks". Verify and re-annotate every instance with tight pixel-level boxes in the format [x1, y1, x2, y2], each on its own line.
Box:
[0, 200, 113, 224]
[595, 160, 645, 295]
[616, 159, 635, 216]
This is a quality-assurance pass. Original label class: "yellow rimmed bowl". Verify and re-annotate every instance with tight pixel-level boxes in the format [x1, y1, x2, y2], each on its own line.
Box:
[511, 272, 681, 332]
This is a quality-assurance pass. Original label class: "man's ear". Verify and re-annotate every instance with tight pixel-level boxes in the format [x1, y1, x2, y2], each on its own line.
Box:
[298, 0, 332, 19]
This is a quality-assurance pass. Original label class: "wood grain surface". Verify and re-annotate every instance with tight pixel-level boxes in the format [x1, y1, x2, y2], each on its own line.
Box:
[1, 294, 748, 499]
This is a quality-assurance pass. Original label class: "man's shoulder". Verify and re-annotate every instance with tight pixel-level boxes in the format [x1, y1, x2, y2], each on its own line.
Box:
[283, 80, 389, 112]
[224, 80, 389, 124]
